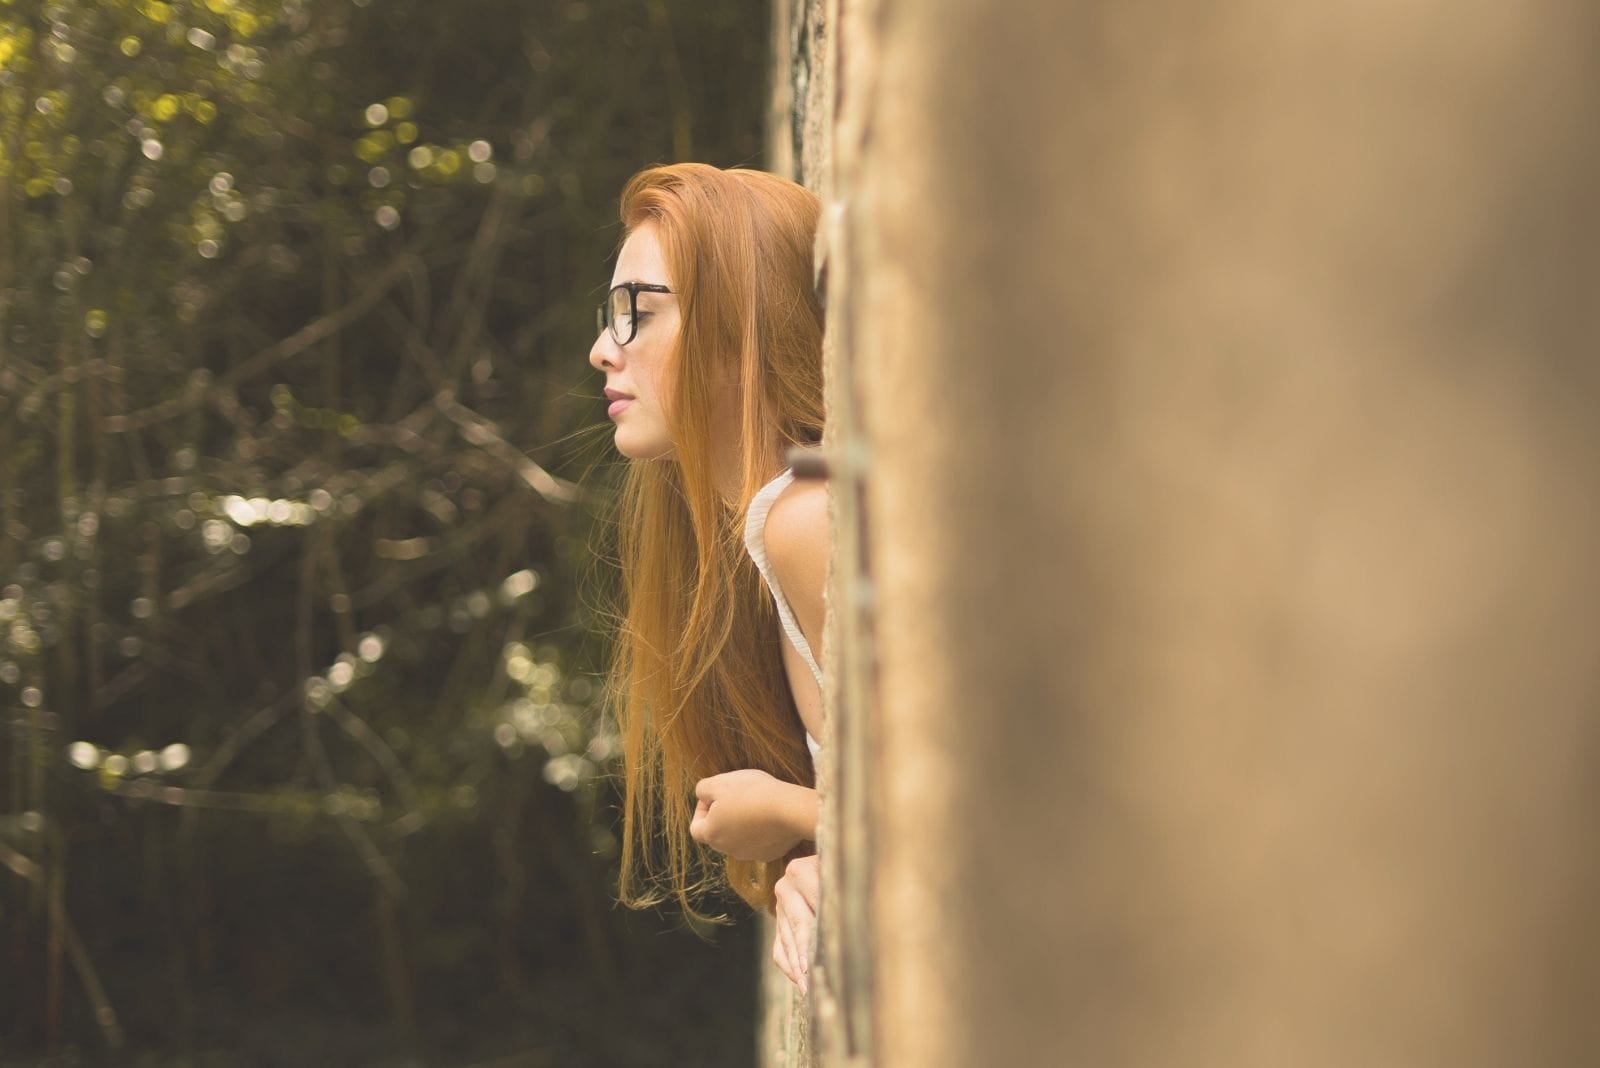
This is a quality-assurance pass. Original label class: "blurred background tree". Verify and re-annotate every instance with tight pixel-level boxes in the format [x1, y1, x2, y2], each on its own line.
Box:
[0, 0, 770, 1063]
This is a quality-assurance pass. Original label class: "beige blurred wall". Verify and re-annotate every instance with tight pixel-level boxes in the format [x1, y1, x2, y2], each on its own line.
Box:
[777, 2, 1600, 1066]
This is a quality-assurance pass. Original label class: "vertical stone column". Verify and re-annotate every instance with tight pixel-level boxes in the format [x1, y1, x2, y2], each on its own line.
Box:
[763, 4, 837, 1064]
[832, 2, 1600, 1066]
[807, 0, 877, 1064]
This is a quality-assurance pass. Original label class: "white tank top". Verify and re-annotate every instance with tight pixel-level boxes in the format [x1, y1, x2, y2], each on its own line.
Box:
[742, 468, 823, 760]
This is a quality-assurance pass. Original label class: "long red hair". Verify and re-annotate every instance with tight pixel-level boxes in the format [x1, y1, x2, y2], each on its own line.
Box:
[608, 164, 824, 915]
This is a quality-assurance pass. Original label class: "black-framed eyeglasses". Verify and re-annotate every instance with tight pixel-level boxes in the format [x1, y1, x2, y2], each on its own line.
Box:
[596, 282, 672, 346]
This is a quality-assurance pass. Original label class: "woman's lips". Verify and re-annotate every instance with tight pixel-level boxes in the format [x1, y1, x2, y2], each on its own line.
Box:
[603, 387, 634, 419]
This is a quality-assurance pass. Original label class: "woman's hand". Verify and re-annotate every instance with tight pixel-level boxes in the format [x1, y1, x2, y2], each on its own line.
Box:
[690, 770, 816, 862]
[772, 854, 820, 996]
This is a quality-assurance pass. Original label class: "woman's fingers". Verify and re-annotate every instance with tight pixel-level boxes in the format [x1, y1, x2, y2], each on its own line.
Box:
[689, 776, 717, 845]
[774, 881, 802, 969]
[780, 855, 821, 980]
[787, 907, 812, 988]
[688, 798, 711, 844]
[773, 873, 813, 995]
[775, 909, 806, 995]
[772, 915, 799, 988]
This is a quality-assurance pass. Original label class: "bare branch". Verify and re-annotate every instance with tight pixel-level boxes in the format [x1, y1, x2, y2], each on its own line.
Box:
[104, 252, 423, 433]
[0, 842, 124, 1050]
[435, 389, 578, 505]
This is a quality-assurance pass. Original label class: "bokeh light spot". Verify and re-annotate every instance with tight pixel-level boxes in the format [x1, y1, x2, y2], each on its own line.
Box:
[328, 660, 354, 690]
[499, 569, 538, 602]
[305, 676, 331, 708]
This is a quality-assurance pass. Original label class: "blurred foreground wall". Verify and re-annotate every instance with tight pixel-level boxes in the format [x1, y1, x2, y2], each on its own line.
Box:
[778, 1, 1600, 1065]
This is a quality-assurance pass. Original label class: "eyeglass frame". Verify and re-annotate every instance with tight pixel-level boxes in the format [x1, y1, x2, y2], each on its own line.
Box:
[597, 282, 673, 346]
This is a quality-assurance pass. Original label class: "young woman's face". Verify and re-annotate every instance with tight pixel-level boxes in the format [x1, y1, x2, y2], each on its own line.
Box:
[589, 223, 679, 460]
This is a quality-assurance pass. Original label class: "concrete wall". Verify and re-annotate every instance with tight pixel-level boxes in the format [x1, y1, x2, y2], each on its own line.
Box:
[779, 2, 1600, 1065]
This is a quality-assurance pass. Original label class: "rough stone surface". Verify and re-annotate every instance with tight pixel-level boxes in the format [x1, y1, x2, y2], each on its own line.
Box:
[790, 2, 1600, 1065]
[761, 3, 837, 1067]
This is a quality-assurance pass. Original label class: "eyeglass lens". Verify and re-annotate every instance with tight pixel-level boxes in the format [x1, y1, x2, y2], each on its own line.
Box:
[606, 286, 635, 345]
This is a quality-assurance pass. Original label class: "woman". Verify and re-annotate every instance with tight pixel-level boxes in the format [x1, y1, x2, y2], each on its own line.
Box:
[589, 163, 827, 993]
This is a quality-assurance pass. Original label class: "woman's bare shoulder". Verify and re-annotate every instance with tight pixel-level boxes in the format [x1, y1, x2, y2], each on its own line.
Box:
[763, 479, 827, 567]
[762, 479, 827, 633]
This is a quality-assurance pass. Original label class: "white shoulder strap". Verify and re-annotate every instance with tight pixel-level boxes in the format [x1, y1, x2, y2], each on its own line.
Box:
[742, 469, 824, 689]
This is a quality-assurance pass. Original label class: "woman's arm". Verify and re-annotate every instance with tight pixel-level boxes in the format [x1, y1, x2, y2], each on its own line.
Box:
[760, 479, 829, 993]
[690, 477, 829, 861]
[691, 771, 817, 862]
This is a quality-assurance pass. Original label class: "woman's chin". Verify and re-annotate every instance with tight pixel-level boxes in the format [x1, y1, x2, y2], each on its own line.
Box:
[613, 430, 674, 462]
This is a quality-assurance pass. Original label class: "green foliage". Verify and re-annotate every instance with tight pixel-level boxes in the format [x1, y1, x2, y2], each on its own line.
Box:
[0, 0, 769, 1061]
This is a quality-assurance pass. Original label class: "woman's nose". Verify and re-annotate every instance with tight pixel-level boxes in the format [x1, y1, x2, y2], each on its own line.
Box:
[589, 330, 621, 373]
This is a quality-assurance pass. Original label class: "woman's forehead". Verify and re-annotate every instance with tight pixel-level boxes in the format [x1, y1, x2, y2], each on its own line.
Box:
[613, 222, 670, 287]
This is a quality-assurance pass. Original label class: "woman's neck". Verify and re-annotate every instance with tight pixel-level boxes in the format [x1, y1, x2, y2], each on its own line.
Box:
[709, 442, 785, 507]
